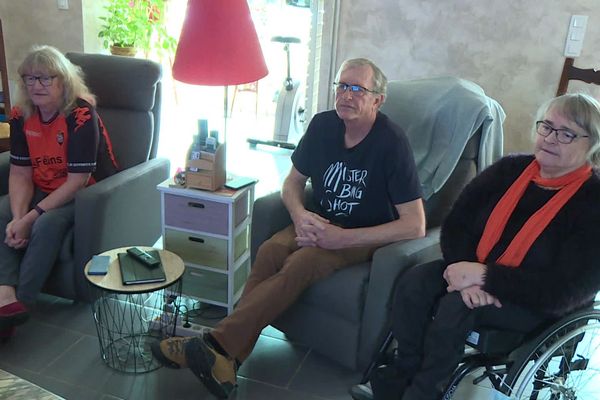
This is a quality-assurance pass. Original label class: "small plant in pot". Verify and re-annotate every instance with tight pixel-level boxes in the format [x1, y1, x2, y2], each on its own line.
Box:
[98, 0, 176, 57]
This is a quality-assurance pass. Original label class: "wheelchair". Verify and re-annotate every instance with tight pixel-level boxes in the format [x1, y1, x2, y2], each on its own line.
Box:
[362, 299, 600, 399]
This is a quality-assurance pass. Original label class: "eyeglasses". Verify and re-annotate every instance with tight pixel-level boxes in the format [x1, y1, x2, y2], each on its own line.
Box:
[333, 82, 378, 97]
[535, 121, 589, 144]
[22, 75, 57, 87]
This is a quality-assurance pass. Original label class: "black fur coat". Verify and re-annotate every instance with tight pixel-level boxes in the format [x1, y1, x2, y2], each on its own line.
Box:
[441, 154, 600, 317]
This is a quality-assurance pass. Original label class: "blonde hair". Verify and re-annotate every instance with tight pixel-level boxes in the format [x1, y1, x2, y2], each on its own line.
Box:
[534, 93, 600, 167]
[15, 45, 95, 118]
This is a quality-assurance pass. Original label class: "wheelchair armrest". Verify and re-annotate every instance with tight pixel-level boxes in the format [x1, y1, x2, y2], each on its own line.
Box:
[466, 328, 526, 355]
[357, 227, 443, 368]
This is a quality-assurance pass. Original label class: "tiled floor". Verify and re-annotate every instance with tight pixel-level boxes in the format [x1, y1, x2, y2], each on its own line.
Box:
[0, 294, 363, 400]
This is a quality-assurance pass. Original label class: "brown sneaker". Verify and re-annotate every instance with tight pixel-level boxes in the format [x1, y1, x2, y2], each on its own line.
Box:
[185, 335, 237, 399]
[151, 336, 194, 369]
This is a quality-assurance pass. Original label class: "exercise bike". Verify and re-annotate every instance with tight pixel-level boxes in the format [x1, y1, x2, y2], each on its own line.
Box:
[247, 36, 305, 150]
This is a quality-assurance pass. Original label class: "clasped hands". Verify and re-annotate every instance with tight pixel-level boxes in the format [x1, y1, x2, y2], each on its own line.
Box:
[5, 216, 33, 249]
[292, 210, 346, 249]
[443, 261, 502, 309]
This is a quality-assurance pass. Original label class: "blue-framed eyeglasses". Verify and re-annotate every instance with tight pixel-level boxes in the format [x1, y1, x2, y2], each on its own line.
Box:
[333, 82, 378, 96]
[535, 121, 589, 144]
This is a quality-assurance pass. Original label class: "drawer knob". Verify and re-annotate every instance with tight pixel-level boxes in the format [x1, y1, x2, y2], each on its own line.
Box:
[189, 236, 205, 243]
[188, 202, 205, 209]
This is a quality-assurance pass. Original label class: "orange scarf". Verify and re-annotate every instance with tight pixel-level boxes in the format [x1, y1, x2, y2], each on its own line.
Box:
[476, 159, 592, 267]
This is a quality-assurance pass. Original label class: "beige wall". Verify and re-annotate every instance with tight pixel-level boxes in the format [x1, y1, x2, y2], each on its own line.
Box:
[328, 0, 600, 153]
[0, 0, 85, 102]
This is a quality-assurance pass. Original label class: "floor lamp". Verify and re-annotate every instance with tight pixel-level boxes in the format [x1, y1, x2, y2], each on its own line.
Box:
[172, 0, 268, 174]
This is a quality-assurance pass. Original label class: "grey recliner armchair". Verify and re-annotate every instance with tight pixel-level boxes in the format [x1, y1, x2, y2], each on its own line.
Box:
[0, 52, 170, 302]
[250, 77, 505, 370]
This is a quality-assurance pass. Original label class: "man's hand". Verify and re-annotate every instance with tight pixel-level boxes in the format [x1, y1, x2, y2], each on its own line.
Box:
[444, 261, 486, 292]
[291, 209, 329, 246]
[298, 223, 348, 249]
[459, 285, 502, 309]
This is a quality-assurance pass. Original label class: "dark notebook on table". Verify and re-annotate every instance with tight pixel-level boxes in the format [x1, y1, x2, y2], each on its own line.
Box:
[118, 250, 166, 285]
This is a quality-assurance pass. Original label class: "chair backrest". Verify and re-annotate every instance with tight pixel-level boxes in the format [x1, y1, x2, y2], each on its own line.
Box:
[65, 53, 162, 170]
[556, 57, 600, 96]
[0, 18, 10, 120]
[381, 77, 502, 228]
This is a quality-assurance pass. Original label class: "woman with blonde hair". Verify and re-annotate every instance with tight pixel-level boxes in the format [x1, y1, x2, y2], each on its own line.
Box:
[0, 45, 118, 339]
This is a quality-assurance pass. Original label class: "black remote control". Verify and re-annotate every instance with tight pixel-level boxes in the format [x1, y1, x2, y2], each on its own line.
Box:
[126, 247, 160, 268]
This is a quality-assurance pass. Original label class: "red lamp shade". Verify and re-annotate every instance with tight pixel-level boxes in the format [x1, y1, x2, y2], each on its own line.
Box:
[173, 0, 269, 85]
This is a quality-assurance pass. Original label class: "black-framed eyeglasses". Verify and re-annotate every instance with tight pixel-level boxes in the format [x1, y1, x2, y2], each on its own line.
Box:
[22, 75, 57, 87]
[535, 121, 589, 144]
[333, 82, 378, 96]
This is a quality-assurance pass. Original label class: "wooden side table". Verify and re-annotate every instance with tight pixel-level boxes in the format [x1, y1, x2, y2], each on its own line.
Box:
[84, 247, 185, 373]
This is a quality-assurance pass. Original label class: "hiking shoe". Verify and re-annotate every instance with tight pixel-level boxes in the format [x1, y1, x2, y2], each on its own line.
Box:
[185, 334, 237, 399]
[151, 336, 194, 369]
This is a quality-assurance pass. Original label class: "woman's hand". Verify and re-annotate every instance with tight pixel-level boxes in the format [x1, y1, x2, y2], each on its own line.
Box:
[459, 285, 502, 309]
[444, 261, 487, 292]
[4, 217, 31, 249]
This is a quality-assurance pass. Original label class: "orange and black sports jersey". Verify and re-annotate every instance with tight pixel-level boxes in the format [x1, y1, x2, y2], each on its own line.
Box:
[8, 99, 118, 192]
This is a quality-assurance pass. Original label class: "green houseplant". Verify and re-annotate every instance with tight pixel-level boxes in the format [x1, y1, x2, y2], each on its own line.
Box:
[98, 0, 176, 57]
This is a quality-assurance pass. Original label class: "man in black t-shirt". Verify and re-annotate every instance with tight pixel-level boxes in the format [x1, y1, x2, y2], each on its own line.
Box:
[153, 58, 426, 399]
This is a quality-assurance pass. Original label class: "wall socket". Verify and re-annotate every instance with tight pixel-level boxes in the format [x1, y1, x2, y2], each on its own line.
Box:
[57, 0, 69, 10]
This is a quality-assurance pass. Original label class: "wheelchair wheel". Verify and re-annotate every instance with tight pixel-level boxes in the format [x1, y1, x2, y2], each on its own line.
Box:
[503, 309, 600, 399]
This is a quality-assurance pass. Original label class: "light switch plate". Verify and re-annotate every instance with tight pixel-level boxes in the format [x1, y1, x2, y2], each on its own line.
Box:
[57, 0, 69, 10]
[564, 15, 588, 57]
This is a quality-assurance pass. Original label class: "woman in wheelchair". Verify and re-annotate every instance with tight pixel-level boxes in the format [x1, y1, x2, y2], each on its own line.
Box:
[355, 93, 600, 400]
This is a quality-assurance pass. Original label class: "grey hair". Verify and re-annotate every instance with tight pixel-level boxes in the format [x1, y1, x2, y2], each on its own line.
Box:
[534, 93, 600, 167]
[15, 45, 95, 118]
[334, 58, 388, 99]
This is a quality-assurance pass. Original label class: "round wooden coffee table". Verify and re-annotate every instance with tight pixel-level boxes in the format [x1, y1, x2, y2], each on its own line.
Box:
[85, 247, 184, 373]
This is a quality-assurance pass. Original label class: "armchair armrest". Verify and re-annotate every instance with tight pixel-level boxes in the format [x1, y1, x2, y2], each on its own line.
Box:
[251, 191, 292, 263]
[357, 227, 442, 368]
[72, 158, 169, 298]
[0, 151, 9, 195]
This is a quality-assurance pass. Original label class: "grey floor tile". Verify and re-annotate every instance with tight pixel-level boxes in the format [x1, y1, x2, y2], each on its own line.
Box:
[31, 297, 97, 336]
[40, 335, 114, 392]
[288, 351, 361, 400]
[102, 366, 211, 400]
[0, 321, 83, 373]
[238, 335, 309, 387]
[231, 376, 327, 400]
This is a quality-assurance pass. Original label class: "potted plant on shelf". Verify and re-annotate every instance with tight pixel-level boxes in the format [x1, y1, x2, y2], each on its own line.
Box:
[98, 0, 176, 57]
